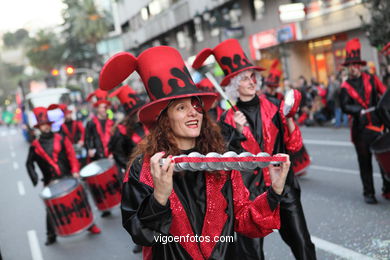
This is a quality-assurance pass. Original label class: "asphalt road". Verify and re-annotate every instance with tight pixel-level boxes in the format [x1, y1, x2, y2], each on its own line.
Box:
[0, 125, 389, 260]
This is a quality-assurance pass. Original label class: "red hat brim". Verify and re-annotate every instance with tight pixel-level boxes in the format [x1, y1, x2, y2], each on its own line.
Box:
[139, 92, 218, 128]
[265, 82, 280, 88]
[342, 60, 367, 66]
[220, 66, 265, 86]
[93, 100, 111, 108]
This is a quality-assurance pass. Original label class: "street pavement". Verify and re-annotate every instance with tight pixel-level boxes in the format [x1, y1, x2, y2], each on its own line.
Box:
[0, 125, 389, 260]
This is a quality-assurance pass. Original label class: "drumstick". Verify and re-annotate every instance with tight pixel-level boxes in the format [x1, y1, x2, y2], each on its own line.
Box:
[205, 72, 237, 112]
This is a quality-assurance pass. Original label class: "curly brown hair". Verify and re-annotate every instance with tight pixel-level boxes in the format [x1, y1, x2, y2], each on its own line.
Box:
[130, 108, 226, 165]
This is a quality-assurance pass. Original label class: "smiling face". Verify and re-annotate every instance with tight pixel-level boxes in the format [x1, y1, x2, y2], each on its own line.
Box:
[237, 70, 257, 101]
[166, 97, 204, 150]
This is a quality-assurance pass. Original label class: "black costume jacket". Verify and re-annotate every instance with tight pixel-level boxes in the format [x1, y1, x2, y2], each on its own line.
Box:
[340, 72, 386, 142]
[108, 122, 148, 169]
[85, 116, 114, 160]
[121, 150, 282, 260]
[26, 132, 79, 186]
[219, 95, 302, 197]
[59, 120, 85, 144]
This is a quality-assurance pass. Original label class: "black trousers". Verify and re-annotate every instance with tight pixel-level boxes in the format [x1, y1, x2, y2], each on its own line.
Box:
[46, 211, 56, 238]
[236, 188, 316, 260]
[353, 130, 390, 196]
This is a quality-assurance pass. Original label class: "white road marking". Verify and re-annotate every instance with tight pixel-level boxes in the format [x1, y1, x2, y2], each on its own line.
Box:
[311, 165, 381, 178]
[1, 132, 6, 137]
[13, 161, 19, 170]
[11, 151, 16, 158]
[304, 139, 353, 147]
[27, 230, 44, 260]
[311, 236, 378, 260]
[17, 181, 26, 196]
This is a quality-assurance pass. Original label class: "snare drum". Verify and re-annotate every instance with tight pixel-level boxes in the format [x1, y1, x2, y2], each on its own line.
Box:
[80, 159, 121, 211]
[290, 145, 311, 177]
[371, 133, 390, 181]
[40, 177, 94, 236]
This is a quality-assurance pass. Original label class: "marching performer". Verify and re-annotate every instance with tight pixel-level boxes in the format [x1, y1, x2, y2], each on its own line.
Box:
[263, 60, 284, 101]
[25, 107, 101, 245]
[340, 38, 390, 204]
[48, 104, 85, 146]
[108, 85, 147, 176]
[85, 89, 114, 217]
[192, 39, 316, 260]
[195, 78, 225, 121]
[99, 46, 290, 259]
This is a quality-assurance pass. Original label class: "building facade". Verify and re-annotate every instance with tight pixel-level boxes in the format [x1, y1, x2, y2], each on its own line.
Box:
[114, 0, 378, 86]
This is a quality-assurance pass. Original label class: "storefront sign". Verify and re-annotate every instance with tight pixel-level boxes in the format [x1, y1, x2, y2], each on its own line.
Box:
[249, 23, 299, 60]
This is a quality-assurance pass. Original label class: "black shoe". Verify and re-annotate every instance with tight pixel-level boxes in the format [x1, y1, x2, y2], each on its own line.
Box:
[45, 236, 57, 246]
[101, 211, 111, 218]
[132, 245, 142, 254]
[364, 194, 378, 204]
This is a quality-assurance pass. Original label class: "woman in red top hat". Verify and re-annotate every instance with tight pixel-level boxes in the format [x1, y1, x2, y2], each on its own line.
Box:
[340, 38, 390, 204]
[25, 107, 101, 245]
[195, 78, 225, 121]
[108, 85, 148, 178]
[192, 38, 316, 260]
[100, 45, 291, 260]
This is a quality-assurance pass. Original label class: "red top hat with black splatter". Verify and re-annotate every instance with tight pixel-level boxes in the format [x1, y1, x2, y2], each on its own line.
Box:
[99, 46, 217, 127]
[108, 85, 145, 115]
[342, 38, 367, 66]
[381, 42, 390, 56]
[86, 89, 111, 107]
[265, 60, 282, 87]
[33, 107, 53, 128]
[192, 38, 265, 86]
[47, 104, 72, 115]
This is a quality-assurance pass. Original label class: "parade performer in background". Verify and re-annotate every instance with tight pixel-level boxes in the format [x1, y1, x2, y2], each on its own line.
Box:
[340, 38, 390, 204]
[99, 46, 290, 260]
[263, 60, 284, 101]
[108, 84, 147, 177]
[192, 39, 316, 260]
[195, 78, 225, 121]
[25, 107, 101, 246]
[85, 89, 114, 217]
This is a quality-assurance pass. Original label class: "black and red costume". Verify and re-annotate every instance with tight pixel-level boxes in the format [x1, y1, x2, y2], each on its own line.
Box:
[25, 107, 80, 240]
[99, 46, 283, 260]
[340, 38, 390, 199]
[264, 60, 284, 101]
[48, 104, 85, 144]
[85, 89, 113, 161]
[108, 85, 148, 171]
[193, 39, 316, 260]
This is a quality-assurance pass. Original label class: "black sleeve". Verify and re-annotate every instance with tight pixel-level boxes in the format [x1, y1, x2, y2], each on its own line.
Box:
[218, 113, 246, 153]
[109, 129, 132, 169]
[84, 121, 95, 150]
[121, 156, 172, 246]
[339, 88, 362, 116]
[266, 187, 283, 211]
[25, 147, 38, 186]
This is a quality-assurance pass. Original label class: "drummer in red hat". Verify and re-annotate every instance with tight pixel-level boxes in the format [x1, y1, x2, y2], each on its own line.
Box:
[106, 85, 148, 176]
[85, 89, 115, 217]
[195, 78, 225, 121]
[340, 38, 390, 204]
[48, 104, 85, 146]
[263, 59, 284, 101]
[192, 38, 316, 260]
[25, 107, 101, 245]
[100, 45, 291, 259]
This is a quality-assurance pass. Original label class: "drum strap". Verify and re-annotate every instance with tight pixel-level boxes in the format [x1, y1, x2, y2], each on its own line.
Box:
[32, 134, 62, 176]
[62, 121, 77, 143]
[92, 117, 113, 157]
